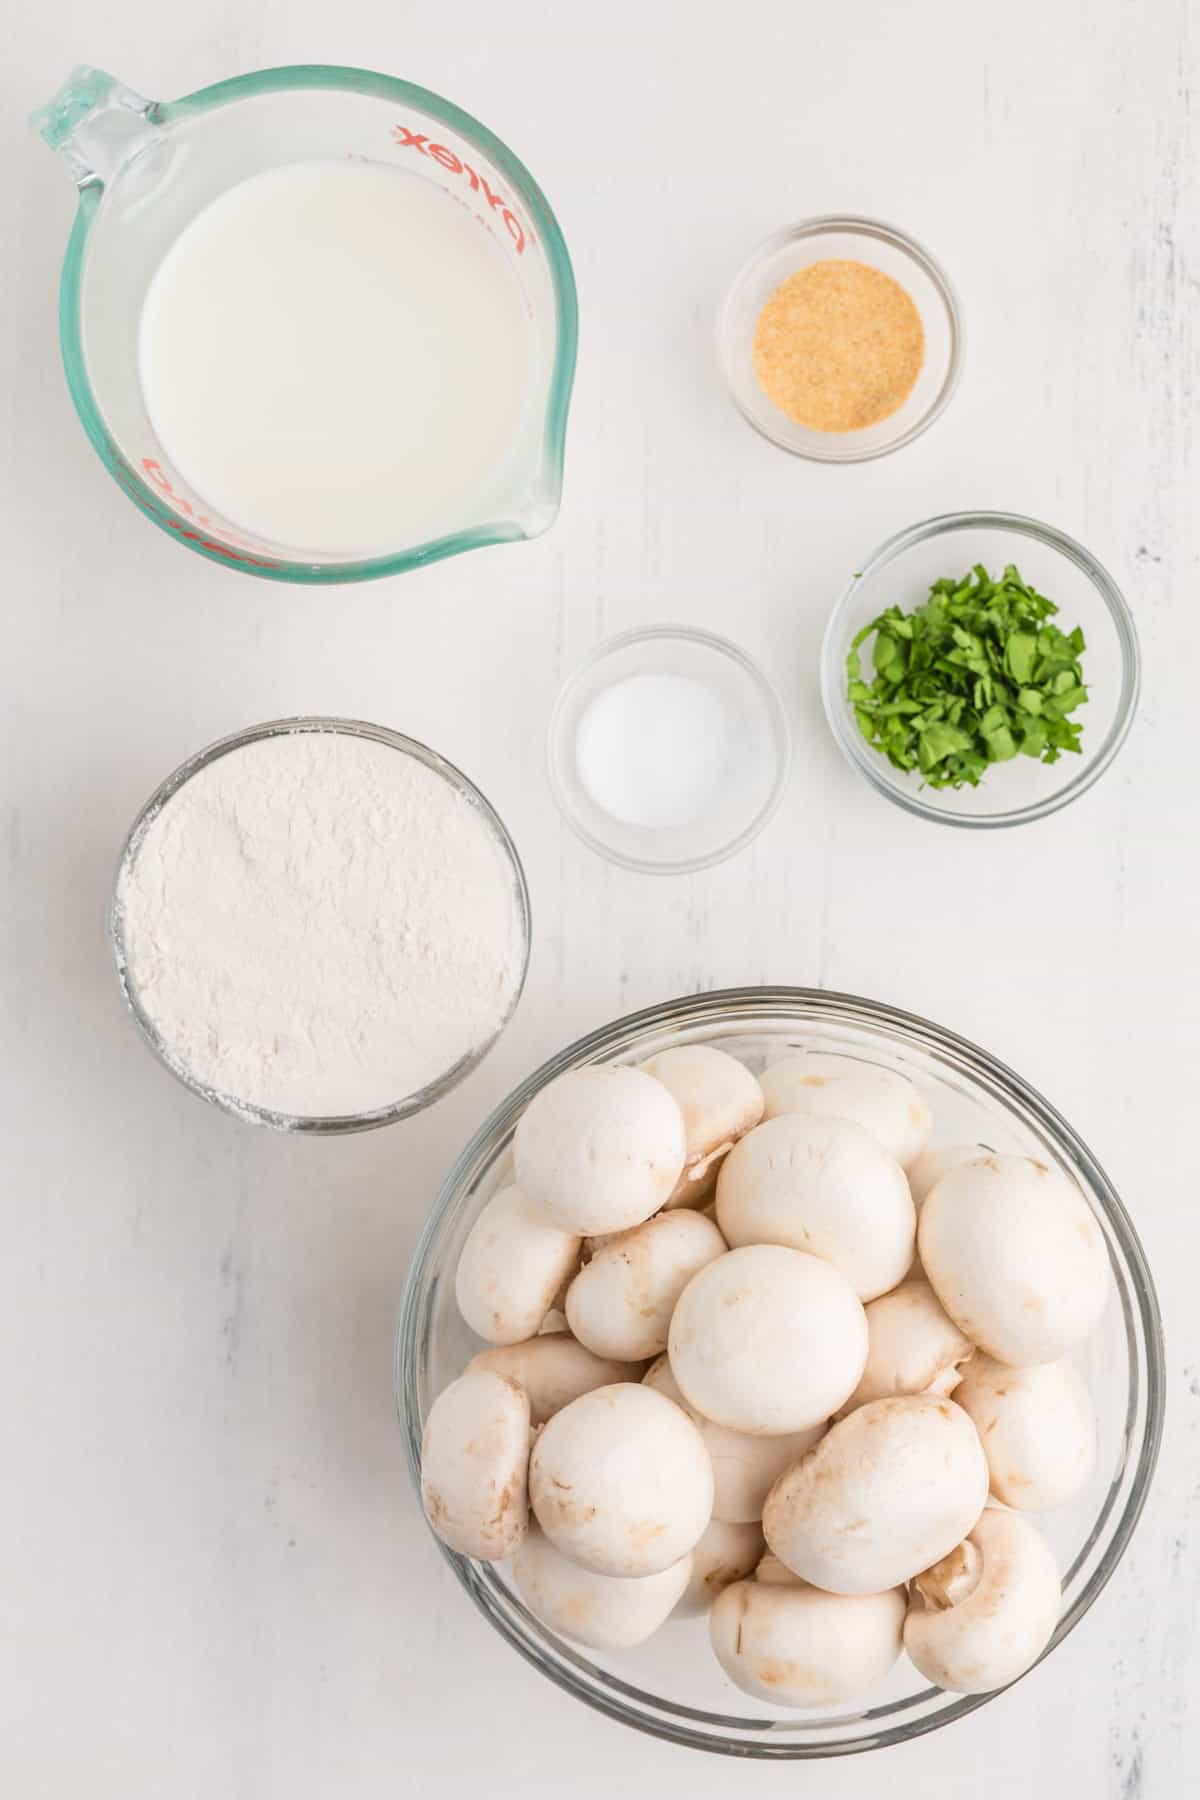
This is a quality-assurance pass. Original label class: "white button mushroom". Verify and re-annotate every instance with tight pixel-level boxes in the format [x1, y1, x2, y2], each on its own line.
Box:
[668, 1244, 868, 1435]
[674, 1517, 765, 1617]
[903, 1507, 1061, 1693]
[565, 1208, 727, 1361]
[715, 1114, 915, 1301]
[513, 1066, 687, 1234]
[468, 1334, 648, 1426]
[420, 1368, 531, 1560]
[514, 1525, 692, 1650]
[759, 1054, 932, 1170]
[907, 1143, 989, 1209]
[638, 1045, 764, 1206]
[902, 1144, 989, 1279]
[454, 1184, 582, 1346]
[642, 1354, 826, 1523]
[528, 1382, 713, 1577]
[837, 1280, 974, 1415]
[762, 1394, 988, 1595]
[953, 1353, 1097, 1510]
[918, 1154, 1110, 1366]
[710, 1578, 906, 1707]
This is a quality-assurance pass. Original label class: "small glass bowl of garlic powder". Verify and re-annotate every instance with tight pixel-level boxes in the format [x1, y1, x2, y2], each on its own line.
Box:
[547, 626, 790, 873]
[718, 215, 963, 461]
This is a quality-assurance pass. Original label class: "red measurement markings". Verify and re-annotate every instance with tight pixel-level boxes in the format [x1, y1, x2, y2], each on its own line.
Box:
[391, 124, 533, 255]
[123, 459, 279, 568]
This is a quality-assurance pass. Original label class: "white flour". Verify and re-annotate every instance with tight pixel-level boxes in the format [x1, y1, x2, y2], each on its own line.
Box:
[115, 729, 525, 1120]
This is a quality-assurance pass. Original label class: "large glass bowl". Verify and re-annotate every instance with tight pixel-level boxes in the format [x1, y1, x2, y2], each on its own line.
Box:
[396, 989, 1163, 1757]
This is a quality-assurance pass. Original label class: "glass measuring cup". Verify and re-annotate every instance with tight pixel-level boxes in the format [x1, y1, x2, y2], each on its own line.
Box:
[32, 65, 578, 583]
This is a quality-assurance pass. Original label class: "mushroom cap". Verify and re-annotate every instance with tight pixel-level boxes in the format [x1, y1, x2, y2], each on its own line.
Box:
[954, 1353, 1097, 1510]
[759, 1055, 932, 1170]
[454, 1184, 581, 1346]
[513, 1526, 692, 1650]
[513, 1065, 687, 1235]
[639, 1045, 765, 1206]
[919, 1154, 1110, 1366]
[710, 1578, 905, 1707]
[529, 1382, 713, 1576]
[420, 1368, 531, 1560]
[904, 1507, 1061, 1693]
[668, 1245, 868, 1435]
[838, 1280, 973, 1415]
[908, 1143, 989, 1209]
[643, 1354, 826, 1522]
[565, 1208, 727, 1361]
[715, 1114, 915, 1301]
[762, 1394, 989, 1595]
[468, 1334, 647, 1427]
[675, 1517, 765, 1617]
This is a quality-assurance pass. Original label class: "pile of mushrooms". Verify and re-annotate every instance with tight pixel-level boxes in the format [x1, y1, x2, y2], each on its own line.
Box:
[420, 1042, 1109, 1705]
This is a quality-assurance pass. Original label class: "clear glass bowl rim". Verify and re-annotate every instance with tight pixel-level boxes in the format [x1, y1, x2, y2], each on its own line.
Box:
[53, 63, 578, 585]
[820, 510, 1142, 828]
[110, 715, 531, 1133]
[545, 624, 792, 873]
[716, 214, 965, 463]
[395, 984, 1165, 1758]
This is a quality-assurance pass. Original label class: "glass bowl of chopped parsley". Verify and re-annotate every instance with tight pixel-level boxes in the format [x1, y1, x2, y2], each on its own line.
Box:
[820, 512, 1140, 826]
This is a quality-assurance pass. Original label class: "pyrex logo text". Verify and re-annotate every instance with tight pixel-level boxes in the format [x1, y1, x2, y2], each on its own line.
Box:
[392, 124, 531, 255]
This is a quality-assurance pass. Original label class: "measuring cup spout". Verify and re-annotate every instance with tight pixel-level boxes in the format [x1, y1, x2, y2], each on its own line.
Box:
[517, 490, 564, 540]
[31, 66, 159, 188]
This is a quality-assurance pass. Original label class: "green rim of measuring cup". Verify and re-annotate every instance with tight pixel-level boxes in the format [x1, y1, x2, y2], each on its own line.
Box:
[55, 64, 578, 584]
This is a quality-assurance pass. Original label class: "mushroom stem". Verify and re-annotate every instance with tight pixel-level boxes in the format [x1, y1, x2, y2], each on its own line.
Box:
[924, 1362, 968, 1399]
[912, 1539, 984, 1611]
[903, 1509, 1062, 1694]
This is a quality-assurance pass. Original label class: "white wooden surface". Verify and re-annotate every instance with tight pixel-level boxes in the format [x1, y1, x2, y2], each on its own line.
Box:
[3, 1, 1197, 1794]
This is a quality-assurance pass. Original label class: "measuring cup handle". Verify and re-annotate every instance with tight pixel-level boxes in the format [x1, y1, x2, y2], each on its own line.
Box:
[30, 66, 158, 189]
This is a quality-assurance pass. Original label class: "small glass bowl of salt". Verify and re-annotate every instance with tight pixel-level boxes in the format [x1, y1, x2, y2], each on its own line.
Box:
[547, 626, 790, 873]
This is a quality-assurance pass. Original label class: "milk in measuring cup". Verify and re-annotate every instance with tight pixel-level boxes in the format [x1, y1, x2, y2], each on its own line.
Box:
[138, 160, 531, 555]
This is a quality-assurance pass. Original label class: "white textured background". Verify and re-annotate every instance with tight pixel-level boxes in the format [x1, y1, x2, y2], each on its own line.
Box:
[3, 1, 1197, 1794]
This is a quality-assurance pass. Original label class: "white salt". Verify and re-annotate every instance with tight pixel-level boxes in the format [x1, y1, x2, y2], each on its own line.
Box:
[574, 674, 730, 830]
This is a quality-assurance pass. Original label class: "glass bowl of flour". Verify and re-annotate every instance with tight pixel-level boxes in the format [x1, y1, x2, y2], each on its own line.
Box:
[110, 718, 530, 1132]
